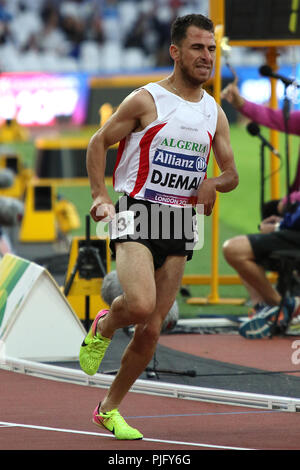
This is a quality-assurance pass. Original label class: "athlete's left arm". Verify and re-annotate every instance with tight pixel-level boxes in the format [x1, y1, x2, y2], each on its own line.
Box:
[211, 104, 239, 192]
[197, 105, 238, 215]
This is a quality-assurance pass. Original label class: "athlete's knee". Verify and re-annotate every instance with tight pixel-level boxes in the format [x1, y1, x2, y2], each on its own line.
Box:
[134, 321, 161, 350]
[126, 295, 156, 323]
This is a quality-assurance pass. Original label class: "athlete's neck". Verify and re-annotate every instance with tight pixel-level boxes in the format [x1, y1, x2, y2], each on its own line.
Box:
[164, 75, 204, 102]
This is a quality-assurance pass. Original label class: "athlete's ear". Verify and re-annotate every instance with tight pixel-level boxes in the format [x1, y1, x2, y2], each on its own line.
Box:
[169, 44, 180, 62]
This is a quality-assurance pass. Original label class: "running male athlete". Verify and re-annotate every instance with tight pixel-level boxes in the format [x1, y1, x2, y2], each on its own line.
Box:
[79, 14, 239, 440]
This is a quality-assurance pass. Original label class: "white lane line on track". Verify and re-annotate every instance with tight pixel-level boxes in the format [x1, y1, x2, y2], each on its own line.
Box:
[0, 420, 255, 450]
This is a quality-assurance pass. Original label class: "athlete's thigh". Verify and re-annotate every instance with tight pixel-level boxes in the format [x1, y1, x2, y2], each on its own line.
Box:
[132, 255, 186, 340]
[115, 241, 156, 303]
[154, 255, 187, 320]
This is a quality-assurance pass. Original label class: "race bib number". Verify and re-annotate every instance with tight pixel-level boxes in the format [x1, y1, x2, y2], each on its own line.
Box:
[110, 211, 135, 239]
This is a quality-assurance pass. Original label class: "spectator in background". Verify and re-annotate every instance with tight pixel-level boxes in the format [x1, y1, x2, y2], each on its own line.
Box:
[123, 3, 176, 67]
[0, 0, 12, 22]
[221, 82, 300, 136]
[59, 0, 89, 58]
[152, 6, 176, 66]
[123, 11, 153, 55]
[37, 2, 69, 56]
[221, 82, 300, 218]
[88, 11, 105, 46]
[100, 0, 122, 44]
[0, 2, 13, 47]
[9, 1, 42, 50]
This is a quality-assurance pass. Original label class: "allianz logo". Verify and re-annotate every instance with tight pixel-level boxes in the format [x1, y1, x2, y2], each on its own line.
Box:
[153, 149, 207, 172]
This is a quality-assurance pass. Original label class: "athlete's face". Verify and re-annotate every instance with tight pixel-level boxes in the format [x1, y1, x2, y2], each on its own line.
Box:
[171, 26, 216, 85]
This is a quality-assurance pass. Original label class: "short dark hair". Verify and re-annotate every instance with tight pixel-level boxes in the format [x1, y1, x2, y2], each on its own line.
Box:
[171, 14, 214, 45]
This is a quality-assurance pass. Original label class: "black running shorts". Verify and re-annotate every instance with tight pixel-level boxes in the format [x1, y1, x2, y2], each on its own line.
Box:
[248, 229, 300, 267]
[109, 195, 197, 270]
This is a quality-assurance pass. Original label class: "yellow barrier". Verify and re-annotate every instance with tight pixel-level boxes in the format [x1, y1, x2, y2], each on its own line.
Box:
[19, 181, 57, 242]
[64, 236, 111, 321]
[0, 153, 33, 199]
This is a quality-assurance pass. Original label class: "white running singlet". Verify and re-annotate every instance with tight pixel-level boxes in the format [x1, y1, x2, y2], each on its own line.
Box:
[113, 82, 218, 207]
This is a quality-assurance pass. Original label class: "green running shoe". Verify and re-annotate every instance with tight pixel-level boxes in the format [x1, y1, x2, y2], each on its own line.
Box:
[79, 309, 111, 375]
[93, 403, 143, 440]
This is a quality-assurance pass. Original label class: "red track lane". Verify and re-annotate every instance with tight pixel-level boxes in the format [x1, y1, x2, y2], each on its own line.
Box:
[1, 366, 300, 451]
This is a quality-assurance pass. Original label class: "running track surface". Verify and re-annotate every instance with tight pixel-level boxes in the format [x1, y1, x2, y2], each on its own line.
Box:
[1, 334, 300, 451]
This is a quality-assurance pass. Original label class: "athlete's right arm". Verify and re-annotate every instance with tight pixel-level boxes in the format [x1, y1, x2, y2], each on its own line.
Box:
[87, 89, 155, 222]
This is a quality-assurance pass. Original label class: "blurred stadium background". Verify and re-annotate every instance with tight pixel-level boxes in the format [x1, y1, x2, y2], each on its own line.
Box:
[0, 0, 299, 322]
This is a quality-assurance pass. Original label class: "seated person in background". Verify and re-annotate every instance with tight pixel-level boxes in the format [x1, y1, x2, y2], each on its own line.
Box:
[265, 190, 300, 218]
[263, 189, 300, 219]
[223, 203, 300, 339]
